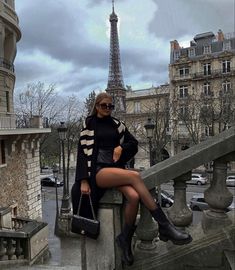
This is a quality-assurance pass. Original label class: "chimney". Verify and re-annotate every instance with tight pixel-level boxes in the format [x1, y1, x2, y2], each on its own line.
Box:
[217, 29, 224, 41]
[170, 40, 180, 51]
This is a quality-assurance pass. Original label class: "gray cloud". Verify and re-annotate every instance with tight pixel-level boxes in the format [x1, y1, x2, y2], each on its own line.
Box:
[149, 0, 234, 40]
[15, 0, 233, 98]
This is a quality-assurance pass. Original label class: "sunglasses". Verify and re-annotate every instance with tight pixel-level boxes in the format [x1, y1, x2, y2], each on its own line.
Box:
[99, 103, 115, 110]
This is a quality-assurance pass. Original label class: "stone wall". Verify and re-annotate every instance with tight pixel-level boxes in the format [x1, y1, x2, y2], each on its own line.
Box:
[0, 136, 42, 219]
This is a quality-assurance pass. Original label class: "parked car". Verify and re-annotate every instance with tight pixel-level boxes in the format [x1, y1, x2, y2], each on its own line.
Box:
[161, 191, 174, 208]
[190, 194, 234, 212]
[226, 175, 235, 187]
[40, 166, 52, 174]
[187, 173, 208, 185]
[156, 190, 174, 208]
[40, 175, 63, 187]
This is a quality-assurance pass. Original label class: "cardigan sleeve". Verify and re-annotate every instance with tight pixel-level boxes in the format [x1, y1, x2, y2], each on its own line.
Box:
[74, 138, 90, 184]
[119, 126, 138, 164]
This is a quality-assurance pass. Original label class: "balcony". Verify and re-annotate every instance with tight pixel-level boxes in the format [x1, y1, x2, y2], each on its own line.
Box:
[0, 115, 16, 129]
[171, 68, 235, 82]
[0, 58, 14, 72]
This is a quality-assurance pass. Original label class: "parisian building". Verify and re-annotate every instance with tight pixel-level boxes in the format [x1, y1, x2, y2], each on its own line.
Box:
[0, 0, 50, 219]
[169, 30, 235, 157]
[124, 84, 171, 169]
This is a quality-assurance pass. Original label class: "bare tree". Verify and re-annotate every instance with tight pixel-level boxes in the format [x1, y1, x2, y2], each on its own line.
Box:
[14, 81, 64, 127]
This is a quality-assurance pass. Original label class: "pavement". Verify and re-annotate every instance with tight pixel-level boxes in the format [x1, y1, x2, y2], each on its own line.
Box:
[5, 186, 83, 270]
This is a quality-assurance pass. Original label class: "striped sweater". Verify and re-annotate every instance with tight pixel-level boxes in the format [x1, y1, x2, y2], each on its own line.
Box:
[75, 115, 138, 183]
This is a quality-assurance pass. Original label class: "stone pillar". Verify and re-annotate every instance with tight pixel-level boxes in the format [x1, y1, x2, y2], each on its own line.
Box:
[68, 189, 123, 270]
[135, 189, 158, 251]
[168, 172, 193, 226]
[202, 157, 233, 232]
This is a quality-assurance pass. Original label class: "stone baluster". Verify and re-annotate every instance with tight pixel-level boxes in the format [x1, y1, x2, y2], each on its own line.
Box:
[202, 156, 233, 232]
[6, 238, 15, 260]
[15, 239, 23, 259]
[167, 172, 193, 227]
[135, 188, 158, 251]
[0, 238, 6, 260]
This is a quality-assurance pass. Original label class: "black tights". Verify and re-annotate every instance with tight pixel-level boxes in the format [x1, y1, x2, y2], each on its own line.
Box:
[96, 167, 157, 224]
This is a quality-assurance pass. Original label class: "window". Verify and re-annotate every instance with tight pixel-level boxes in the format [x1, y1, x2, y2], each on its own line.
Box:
[203, 63, 211, 75]
[203, 82, 211, 96]
[203, 45, 211, 54]
[0, 140, 6, 165]
[222, 60, 231, 73]
[6, 91, 10, 112]
[179, 67, 189, 77]
[134, 101, 141, 113]
[222, 81, 231, 94]
[223, 41, 231, 51]
[188, 48, 195, 57]
[174, 51, 180, 60]
[205, 126, 213, 136]
[179, 106, 188, 119]
[179, 85, 188, 98]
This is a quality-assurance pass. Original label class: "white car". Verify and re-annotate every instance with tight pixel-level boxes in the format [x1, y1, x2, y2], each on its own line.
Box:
[187, 173, 208, 185]
[226, 175, 235, 187]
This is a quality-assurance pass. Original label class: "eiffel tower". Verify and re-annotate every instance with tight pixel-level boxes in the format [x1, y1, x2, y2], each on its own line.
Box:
[106, 0, 126, 114]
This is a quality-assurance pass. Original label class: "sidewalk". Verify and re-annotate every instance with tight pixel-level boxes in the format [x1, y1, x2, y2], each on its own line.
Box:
[6, 188, 82, 270]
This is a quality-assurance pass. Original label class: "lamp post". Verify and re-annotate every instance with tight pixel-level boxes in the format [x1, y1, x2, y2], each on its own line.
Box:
[57, 122, 70, 213]
[144, 118, 155, 167]
[52, 164, 59, 235]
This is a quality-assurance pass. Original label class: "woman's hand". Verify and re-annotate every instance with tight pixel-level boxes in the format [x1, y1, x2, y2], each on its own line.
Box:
[81, 180, 91, 194]
[113, 145, 123, 162]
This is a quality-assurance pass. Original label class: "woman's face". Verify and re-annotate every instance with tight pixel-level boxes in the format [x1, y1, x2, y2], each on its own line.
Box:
[96, 97, 114, 118]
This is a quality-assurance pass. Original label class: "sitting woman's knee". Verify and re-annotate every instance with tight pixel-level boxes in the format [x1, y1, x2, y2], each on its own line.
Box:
[128, 189, 140, 204]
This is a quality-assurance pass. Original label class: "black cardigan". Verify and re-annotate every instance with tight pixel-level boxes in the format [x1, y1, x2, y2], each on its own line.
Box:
[71, 115, 138, 219]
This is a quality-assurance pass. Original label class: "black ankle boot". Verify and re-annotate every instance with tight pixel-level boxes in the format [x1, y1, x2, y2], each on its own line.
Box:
[116, 224, 137, 266]
[150, 204, 192, 245]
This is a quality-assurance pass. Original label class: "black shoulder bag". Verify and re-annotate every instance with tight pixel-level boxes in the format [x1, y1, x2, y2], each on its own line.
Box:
[71, 194, 100, 239]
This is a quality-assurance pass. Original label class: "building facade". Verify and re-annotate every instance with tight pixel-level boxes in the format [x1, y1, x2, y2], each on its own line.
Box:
[0, 0, 50, 219]
[169, 30, 235, 156]
[124, 84, 171, 169]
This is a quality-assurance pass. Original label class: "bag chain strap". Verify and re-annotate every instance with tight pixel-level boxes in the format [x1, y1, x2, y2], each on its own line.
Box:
[77, 193, 97, 220]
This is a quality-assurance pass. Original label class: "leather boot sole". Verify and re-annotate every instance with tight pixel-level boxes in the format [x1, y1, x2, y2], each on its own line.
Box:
[159, 234, 193, 245]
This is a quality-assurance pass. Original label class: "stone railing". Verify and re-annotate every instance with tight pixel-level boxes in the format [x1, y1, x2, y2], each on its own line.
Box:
[0, 216, 49, 268]
[0, 115, 16, 129]
[130, 125, 235, 269]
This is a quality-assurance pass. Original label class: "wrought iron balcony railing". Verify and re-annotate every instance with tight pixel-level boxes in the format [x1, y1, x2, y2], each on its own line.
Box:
[171, 67, 235, 81]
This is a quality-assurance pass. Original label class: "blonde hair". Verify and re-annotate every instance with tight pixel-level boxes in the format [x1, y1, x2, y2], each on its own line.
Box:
[90, 92, 113, 115]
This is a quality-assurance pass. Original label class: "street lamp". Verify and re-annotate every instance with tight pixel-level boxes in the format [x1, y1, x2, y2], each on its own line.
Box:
[52, 164, 59, 235]
[144, 118, 155, 166]
[57, 122, 70, 213]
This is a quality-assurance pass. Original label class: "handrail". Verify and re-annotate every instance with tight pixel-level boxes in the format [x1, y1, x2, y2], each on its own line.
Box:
[141, 125, 235, 189]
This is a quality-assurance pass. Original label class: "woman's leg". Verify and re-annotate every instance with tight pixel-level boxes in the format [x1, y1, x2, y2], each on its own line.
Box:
[115, 185, 139, 266]
[96, 168, 156, 211]
[96, 167, 192, 246]
[117, 185, 139, 225]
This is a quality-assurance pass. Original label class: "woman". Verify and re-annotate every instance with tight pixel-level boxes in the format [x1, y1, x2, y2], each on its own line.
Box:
[72, 92, 192, 266]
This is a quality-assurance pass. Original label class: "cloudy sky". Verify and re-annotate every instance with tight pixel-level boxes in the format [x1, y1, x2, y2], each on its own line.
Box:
[14, 0, 234, 100]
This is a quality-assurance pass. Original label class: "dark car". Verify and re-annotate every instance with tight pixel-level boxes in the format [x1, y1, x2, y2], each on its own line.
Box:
[40, 175, 63, 187]
[156, 190, 174, 208]
[190, 194, 234, 211]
